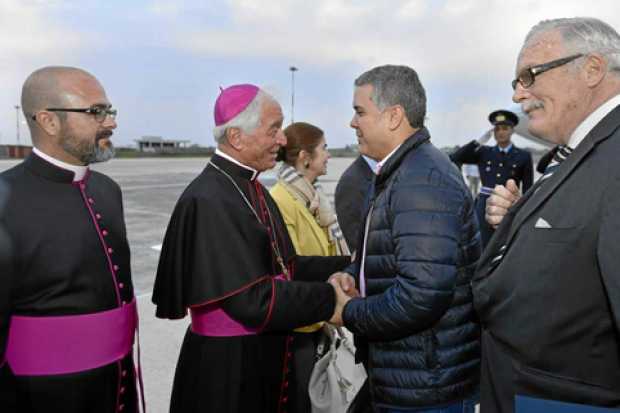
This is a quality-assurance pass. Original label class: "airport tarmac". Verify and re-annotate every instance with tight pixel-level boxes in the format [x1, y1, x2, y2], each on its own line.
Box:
[0, 156, 355, 412]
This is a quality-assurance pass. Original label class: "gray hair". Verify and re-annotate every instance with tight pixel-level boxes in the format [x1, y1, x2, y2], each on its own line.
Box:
[524, 17, 620, 75]
[213, 90, 271, 144]
[354, 65, 426, 128]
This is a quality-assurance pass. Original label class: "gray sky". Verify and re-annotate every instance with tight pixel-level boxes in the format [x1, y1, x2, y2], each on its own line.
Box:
[1, 0, 619, 149]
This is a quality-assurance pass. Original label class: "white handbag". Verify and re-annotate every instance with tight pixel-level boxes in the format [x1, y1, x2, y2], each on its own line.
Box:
[308, 325, 367, 413]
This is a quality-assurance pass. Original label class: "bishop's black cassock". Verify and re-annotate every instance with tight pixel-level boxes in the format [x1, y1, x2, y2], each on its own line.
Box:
[152, 154, 349, 413]
[0, 154, 138, 413]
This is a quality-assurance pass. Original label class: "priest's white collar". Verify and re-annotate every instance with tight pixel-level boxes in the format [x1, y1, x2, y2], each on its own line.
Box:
[32, 147, 88, 182]
[215, 148, 259, 180]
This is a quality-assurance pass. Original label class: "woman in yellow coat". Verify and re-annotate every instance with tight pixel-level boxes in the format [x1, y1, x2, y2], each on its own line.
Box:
[271, 122, 350, 413]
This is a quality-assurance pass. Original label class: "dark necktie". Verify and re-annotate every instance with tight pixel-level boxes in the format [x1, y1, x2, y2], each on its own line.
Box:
[539, 145, 573, 183]
[487, 144, 572, 273]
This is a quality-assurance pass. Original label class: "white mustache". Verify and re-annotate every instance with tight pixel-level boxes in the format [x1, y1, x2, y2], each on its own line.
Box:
[522, 101, 544, 113]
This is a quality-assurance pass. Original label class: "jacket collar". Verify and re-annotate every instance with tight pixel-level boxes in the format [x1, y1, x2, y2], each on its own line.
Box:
[375, 127, 431, 186]
[209, 153, 257, 181]
[495, 143, 514, 154]
[214, 149, 259, 180]
[24, 152, 85, 184]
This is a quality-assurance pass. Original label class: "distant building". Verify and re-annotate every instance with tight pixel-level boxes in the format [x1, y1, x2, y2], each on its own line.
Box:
[135, 136, 190, 153]
[0, 145, 32, 159]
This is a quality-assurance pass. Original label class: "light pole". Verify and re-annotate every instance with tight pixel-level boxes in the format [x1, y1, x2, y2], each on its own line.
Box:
[289, 66, 298, 123]
[14, 105, 21, 146]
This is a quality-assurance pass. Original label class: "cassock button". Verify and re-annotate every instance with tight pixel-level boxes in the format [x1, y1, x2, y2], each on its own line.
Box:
[88, 198, 95, 204]
[282, 397, 288, 404]
[119, 283, 124, 289]
[283, 381, 289, 388]
[287, 352, 292, 359]
[122, 301, 127, 305]
[80, 183, 86, 190]
[108, 247, 114, 254]
[120, 386, 126, 394]
[102, 230, 109, 236]
[114, 265, 120, 271]
[96, 213, 102, 220]
[496, 173, 501, 178]
[118, 404, 124, 411]
[122, 370, 127, 377]
[499, 163, 503, 167]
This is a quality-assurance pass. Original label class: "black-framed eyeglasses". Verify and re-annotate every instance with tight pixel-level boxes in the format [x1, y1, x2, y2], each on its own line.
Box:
[511, 53, 583, 90]
[32, 105, 118, 123]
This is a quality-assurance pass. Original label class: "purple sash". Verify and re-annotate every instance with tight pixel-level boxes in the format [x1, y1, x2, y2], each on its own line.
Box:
[6, 299, 137, 376]
[191, 274, 285, 337]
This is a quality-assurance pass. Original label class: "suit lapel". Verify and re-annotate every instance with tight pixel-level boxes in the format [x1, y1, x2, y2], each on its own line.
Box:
[505, 104, 620, 248]
[474, 185, 536, 278]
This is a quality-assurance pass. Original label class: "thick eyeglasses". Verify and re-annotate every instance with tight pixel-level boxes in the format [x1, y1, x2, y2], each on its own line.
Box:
[511, 53, 583, 90]
[33, 105, 118, 123]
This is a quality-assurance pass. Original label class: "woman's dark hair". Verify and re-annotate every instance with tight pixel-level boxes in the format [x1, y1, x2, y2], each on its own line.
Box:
[276, 122, 324, 165]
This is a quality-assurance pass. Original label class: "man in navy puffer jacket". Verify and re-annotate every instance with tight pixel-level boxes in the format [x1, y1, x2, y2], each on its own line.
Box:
[329, 65, 481, 412]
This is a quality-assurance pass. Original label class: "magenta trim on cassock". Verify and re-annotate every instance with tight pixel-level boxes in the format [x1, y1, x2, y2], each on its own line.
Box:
[191, 274, 285, 337]
[6, 299, 137, 376]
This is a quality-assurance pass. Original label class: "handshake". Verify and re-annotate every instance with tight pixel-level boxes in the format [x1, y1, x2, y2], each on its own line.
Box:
[326, 272, 360, 327]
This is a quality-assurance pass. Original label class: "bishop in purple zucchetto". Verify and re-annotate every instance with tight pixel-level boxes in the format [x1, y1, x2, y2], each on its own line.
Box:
[213, 84, 260, 126]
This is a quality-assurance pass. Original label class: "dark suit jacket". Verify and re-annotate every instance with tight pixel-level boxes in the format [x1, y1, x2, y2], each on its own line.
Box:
[335, 155, 374, 250]
[472, 104, 620, 412]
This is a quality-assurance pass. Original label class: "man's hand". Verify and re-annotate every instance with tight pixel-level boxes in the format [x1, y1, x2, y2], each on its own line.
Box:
[327, 272, 359, 298]
[477, 129, 493, 145]
[328, 280, 352, 327]
[485, 179, 521, 228]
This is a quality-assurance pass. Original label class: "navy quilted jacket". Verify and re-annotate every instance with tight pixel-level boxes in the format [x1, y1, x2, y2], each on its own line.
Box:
[342, 128, 481, 409]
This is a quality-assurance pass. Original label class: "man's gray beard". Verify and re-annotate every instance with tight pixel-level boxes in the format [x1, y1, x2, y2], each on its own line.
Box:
[60, 134, 115, 165]
[88, 143, 115, 164]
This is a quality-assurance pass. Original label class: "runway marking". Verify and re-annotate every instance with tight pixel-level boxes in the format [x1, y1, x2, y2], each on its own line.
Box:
[122, 183, 189, 191]
[124, 208, 171, 218]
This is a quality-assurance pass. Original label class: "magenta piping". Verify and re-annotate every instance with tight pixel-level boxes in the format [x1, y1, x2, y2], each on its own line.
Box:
[191, 274, 285, 337]
[74, 175, 121, 306]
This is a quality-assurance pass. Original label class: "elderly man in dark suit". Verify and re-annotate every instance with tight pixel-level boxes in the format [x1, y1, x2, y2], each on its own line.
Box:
[474, 17, 620, 412]
[335, 155, 375, 250]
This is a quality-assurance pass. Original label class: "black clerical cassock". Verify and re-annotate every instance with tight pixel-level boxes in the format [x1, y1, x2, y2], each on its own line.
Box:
[153, 153, 349, 413]
[0, 154, 139, 413]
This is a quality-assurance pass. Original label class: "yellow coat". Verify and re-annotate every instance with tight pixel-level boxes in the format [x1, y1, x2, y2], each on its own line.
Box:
[270, 182, 337, 257]
[270, 181, 336, 332]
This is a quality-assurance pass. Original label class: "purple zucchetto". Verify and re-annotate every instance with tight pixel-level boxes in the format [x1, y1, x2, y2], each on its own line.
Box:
[214, 84, 260, 126]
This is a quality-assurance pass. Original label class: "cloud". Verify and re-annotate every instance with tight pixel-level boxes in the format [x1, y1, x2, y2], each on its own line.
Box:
[170, 0, 620, 80]
[0, 0, 86, 145]
[3, 1, 620, 149]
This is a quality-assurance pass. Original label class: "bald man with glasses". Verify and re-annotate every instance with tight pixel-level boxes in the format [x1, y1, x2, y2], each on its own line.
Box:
[0, 66, 140, 413]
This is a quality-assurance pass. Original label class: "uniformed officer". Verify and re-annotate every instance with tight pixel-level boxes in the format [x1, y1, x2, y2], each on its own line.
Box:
[450, 109, 533, 247]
